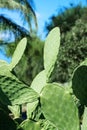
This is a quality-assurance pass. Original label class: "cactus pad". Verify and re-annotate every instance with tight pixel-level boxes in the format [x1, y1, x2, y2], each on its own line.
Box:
[0, 75, 39, 105]
[40, 84, 79, 130]
[44, 27, 60, 80]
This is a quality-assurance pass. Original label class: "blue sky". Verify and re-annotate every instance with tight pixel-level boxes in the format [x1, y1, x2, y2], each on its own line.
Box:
[34, 0, 87, 39]
[0, 0, 87, 62]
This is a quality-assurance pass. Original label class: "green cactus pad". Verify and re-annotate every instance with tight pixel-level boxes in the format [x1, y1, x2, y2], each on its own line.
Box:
[0, 75, 39, 105]
[72, 65, 87, 105]
[10, 37, 27, 70]
[44, 27, 60, 80]
[40, 84, 79, 130]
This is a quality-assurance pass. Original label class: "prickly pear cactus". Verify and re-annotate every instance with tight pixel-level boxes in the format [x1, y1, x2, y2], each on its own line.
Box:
[0, 28, 83, 130]
[40, 84, 80, 130]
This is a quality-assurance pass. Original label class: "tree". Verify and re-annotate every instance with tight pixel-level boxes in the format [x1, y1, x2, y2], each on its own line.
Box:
[45, 5, 85, 34]
[0, 0, 44, 85]
[45, 5, 87, 83]
[0, 0, 37, 43]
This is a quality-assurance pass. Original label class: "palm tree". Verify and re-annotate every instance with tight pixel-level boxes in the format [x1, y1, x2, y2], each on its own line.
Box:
[0, 0, 37, 43]
[0, 0, 44, 86]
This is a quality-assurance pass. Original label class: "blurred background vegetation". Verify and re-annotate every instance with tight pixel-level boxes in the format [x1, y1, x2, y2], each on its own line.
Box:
[46, 5, 87, 83]
[0, 0, 87, 85]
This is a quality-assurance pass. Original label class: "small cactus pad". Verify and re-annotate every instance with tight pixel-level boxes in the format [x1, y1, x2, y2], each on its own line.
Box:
[44, 27, 60, 80]
[10, 37, 27, 70]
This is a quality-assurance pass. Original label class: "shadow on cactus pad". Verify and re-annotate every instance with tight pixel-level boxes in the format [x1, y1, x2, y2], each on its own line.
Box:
[72, 65, 87, 105]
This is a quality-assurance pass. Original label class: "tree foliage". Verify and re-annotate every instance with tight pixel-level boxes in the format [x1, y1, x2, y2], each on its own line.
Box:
[45, 5, 87, 83]
[46, 5, 86, 34]
[0, 0, 37, 43]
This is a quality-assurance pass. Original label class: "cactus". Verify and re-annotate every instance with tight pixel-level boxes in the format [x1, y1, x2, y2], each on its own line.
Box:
[40, 84, 80, 130]
[0, 28, 85, 130]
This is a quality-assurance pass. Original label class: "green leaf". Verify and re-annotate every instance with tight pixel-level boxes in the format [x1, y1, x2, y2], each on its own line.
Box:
[0, 75, 39, 105]
[18, 119, 41, 130]
[40, 84, 79, 130]
[10, 37, 27, 70]
[31, 70, 46, 93]
[44, 27, 60, 80]
[81, 107, 87, 130]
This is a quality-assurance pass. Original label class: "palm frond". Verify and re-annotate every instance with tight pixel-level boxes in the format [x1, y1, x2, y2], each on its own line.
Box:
[0, 15, 30, 44]
[0, 0, 37, 31]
